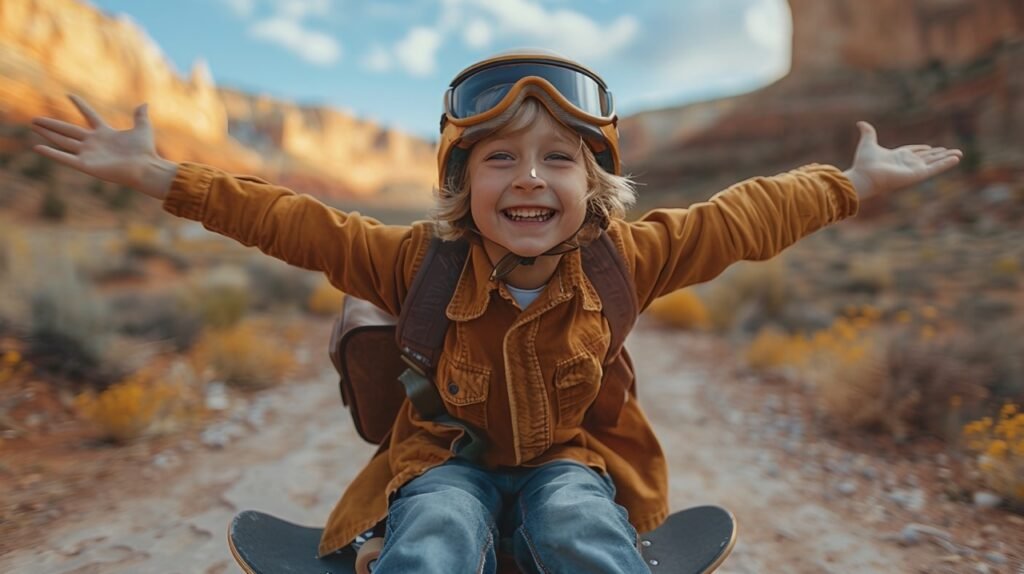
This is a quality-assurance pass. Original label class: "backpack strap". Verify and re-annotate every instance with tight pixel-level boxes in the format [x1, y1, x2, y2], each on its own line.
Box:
[581, 232, 638, 362]
[581, 231, 639, 427]
[396, 237, 469, 376]
[395, 236, 487, 461]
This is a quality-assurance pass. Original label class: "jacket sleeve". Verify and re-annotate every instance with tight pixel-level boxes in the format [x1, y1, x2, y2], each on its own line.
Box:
[616, 163, 859, 310]
[162, 162, 427, 315]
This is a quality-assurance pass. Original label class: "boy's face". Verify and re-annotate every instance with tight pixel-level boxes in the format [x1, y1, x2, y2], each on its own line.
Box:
[467, 115, 589, 260]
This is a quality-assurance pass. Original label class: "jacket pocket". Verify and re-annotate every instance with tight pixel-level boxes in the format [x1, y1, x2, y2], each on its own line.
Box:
[438, 359, 490, 430]
[553, 352, 603, 428]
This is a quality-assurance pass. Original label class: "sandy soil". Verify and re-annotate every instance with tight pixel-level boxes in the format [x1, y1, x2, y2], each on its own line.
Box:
[2, 319, 1021, 573]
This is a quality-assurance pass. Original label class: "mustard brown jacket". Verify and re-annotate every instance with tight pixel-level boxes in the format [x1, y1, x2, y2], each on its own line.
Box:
[162, 162, 858, 556]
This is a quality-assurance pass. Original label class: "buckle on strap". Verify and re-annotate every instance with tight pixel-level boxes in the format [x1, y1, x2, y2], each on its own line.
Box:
[397, 367, 488, 463]
[398, 368, 446, 419]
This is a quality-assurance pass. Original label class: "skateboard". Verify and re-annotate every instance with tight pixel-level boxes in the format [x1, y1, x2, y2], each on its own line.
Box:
[228, 504, 736, 574]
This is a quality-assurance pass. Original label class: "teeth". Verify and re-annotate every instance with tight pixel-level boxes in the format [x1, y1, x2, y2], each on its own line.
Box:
[504, 208, 554, 221]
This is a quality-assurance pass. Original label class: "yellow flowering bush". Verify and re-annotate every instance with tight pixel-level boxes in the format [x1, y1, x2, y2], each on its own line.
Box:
[307, 280, 345, 316]
[647, 289, 709, 330]
[191, 322, 296, 389]
[745, 328, 810, 371]
[74, 368, 202, 443]
[963, 404, 1024, 503]
[0, 350, 29, 386]
[123, 222, 161, 256]
[744, 305, 965, 438]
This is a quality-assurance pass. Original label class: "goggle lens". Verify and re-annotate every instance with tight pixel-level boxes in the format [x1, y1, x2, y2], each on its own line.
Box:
[449, 62, 612, 120]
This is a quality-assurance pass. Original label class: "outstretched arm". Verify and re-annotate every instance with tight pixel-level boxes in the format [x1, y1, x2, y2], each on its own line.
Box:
[842, 121, 963, 200]
[30, 94, 177, 200]
[29, 94, 421, 315]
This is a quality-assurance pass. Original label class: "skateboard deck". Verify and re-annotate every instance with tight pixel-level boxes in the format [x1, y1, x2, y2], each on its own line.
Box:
[228, 505, 736, 574]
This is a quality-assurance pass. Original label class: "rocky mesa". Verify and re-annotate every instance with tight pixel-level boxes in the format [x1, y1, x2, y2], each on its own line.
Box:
[0, 0, 437, 204]
[619, 0, 1024, 207]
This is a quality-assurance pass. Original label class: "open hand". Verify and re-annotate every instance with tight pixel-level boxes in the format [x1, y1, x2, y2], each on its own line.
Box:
[844, 122, 963, 199]
[30, 94, 175, 200]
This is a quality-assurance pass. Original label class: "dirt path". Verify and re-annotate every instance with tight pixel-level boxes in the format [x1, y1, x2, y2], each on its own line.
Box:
[2, 322, 1018, 573]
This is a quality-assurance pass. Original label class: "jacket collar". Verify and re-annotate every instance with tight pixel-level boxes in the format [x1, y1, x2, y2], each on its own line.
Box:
[446, 240, 602, 321]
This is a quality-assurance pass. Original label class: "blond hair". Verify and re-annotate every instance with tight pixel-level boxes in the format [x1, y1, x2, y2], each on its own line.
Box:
[431, 99, 636, 241]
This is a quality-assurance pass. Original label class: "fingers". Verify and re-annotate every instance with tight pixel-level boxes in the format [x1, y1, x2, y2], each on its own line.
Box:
[67, 93, 109, 130]
[918, 148, 963, 162]
[919, 150, 961, 177]
[32, 144, 84, 171]
[31, 116, 88, 140]
[133, 103, 150, 128]
[30, 122, 83, 154]
[856, 121, 878, 146]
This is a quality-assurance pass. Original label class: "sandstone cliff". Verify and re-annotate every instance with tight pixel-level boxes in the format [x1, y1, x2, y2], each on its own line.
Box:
[620, 0, 1024, 207]
[0, 0, 436, 204]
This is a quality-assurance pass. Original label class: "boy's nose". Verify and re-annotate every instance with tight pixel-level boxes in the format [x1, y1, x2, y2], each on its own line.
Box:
[515, 165, 545, 190]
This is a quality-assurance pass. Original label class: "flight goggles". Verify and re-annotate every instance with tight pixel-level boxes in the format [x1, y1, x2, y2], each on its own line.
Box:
[443, 60, 616, 127]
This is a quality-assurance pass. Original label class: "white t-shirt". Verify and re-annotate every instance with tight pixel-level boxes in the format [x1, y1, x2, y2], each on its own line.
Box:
[505, 283, 546, 310]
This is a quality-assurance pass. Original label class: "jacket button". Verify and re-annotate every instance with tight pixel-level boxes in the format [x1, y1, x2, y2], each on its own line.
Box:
[447, 382, 459, 395]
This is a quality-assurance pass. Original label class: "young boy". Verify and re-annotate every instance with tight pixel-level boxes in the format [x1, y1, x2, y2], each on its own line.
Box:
[30, 49, 961, 573]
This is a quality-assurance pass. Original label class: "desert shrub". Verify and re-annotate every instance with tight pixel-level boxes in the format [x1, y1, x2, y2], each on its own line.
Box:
[841, 253, 894, 294]
[981, 255, 1021, 290]
[699, 258, 789, 333]
[190, 321, 296, 389]
[767, 304, 990, 440]
[963, 404, 1024, 504]
[745, 327, 810, 372]
[307, 278, 345, 316]
[74, 364, 204, 442]
[123, 222, 162, 258]
[109, 291, 204, 351]
[245, 258, 315, 311]
[0, 350, 30, 386]
[646, 289, 709, 330]
[21, 156, 52, 181]
[27, 260, 120, 384]
[179, 266, 250, 329]
[39, 188, 67, 221]
[106, 186, 135, 210]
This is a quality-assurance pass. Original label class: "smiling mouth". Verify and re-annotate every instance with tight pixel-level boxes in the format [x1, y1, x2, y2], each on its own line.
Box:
[502, 207, 556, 222]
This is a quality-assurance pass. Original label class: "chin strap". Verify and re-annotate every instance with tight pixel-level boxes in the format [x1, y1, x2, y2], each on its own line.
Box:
[481, 211, 608, 282]
[489, 252, 539, 282]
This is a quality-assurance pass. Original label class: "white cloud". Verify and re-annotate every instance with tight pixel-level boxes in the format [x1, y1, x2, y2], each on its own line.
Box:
[220, 0, 255, 18]
[463, 19, 492, 49]
[744, 0, 790, 57]
[464, 0, 639, 61]
[380, 0, 637, 79]
[272, 0, 331, 20]
[362, 45, 393, 72]
[251, 17, 341, 65]
[607, 0, 792, 112]
[394, 27, 442, 76]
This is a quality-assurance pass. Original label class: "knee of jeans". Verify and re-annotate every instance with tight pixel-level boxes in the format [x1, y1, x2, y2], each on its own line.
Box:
[391, 487, 493, 534]
[522, 491, 632, 543]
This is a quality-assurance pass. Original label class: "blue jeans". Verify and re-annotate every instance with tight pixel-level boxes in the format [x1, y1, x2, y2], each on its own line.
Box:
[373, 458, 648, 574]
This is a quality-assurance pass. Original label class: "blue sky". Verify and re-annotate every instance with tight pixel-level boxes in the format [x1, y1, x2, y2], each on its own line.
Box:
[87, 0, 792, 140]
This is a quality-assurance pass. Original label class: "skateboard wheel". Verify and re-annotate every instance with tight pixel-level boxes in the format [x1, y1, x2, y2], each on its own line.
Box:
[355, 537, 384, 574]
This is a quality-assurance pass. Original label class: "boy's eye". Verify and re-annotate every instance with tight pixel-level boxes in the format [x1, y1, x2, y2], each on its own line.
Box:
[487, 152, 513, 161]
[547, 153, 573, 161]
